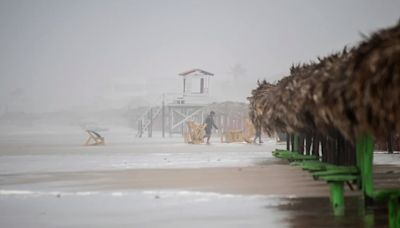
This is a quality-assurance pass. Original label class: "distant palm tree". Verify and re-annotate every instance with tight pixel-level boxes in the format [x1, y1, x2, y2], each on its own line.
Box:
[229, 64, 246, 80]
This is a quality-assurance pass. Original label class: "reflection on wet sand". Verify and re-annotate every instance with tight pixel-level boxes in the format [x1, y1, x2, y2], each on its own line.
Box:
[274, 196, 388, 228]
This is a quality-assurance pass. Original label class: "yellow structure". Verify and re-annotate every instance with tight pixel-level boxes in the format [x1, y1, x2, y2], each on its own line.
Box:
[220, 119, 256, 143]
[184, 121, 206, 144]
[220, 130, 244, 143]
[242, 118, 256, 143]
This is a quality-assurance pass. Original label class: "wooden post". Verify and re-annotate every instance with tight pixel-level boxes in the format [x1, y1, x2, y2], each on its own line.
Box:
[293, 134, 299, 152]
[148, 107, 153, 137]
[138, 120, 143, 138]
[168, 107, 172, 137]
[181, 107, 184, 135]
[286, 133, 290, 150]
[162, 94, 165, 138]
[347, 142, 356, 166]
[312, 133, 320, 157]
[321, 136, 327, 162]
[291, 134, 295, 152]
[299, 134, 304, 154]
[337, 134, 346, 165]
[326, 136, 335, 165]
[388, 132, 394, 154]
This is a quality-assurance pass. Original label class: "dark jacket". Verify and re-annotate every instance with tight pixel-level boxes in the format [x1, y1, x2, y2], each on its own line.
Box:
[204, 115, 218, 132]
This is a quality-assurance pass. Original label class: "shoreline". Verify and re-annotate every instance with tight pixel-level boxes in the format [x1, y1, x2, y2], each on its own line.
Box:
[0, 164, 359, 198]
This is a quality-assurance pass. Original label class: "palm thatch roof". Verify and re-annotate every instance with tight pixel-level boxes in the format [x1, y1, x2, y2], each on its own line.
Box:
[248, 20, 400, 144]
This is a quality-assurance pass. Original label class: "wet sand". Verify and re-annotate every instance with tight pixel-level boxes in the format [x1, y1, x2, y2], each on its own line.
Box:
[73, 165, 335, 196]
[2, 165, 355, 197]
[0, 164, 365, 228]
[0, 131, 395, 227]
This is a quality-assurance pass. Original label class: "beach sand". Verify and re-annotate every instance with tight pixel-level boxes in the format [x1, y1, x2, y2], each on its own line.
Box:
[3, 165, 341, 197]
[0, 130, 392, 227]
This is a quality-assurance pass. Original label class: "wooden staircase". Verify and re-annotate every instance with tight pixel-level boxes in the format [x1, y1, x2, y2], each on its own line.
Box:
[136, 95, 164, 137]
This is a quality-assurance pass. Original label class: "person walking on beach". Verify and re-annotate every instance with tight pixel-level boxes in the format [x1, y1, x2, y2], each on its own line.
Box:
[203, 111, 218, 144]
[254, 125, 263, 144]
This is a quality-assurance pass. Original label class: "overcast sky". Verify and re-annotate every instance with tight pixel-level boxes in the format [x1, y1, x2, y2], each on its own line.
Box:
[0, 0, 399, 112]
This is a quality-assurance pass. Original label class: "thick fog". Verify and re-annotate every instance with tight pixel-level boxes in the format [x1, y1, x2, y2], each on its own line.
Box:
[0, 0, 399, 114]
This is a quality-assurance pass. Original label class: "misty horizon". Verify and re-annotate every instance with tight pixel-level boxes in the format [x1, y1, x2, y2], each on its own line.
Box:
[1, 0, 399, 113]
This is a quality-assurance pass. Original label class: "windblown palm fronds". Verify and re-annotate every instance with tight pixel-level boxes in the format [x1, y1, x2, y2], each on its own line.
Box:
[248, 20, 400, 145]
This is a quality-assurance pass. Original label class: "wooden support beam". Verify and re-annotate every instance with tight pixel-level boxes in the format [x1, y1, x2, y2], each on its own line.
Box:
[171, 107, 206, 130]
[172, 109, 187, 118]
[162, 95, 165, 138]
[388, 133, 394, 154]
[293, 134, 299, 152]
[168, 107, 172, 136]
[148, 108, 153, 137]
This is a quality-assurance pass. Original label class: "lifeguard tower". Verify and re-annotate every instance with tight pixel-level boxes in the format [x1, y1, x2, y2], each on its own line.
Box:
[167, 69, 213, 135]
[136, 68, 214, 137]
[178, 69, 213, 104]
